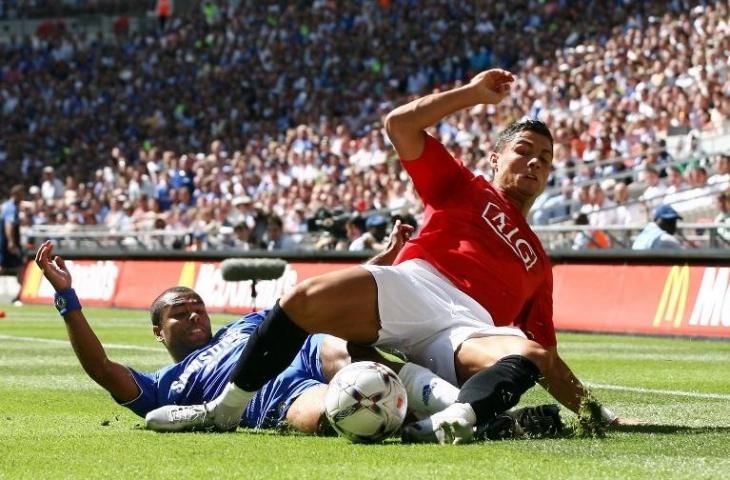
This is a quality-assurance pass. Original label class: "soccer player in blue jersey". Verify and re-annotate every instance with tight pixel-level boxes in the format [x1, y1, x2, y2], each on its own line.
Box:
[34, 222, 465, 433]
[1, 185, 25, 304]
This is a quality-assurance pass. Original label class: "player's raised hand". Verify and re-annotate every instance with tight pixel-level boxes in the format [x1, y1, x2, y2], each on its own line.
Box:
[385, 219, 414, 256]
[468, 69, 515, 105]
[34, 240, 72, 291]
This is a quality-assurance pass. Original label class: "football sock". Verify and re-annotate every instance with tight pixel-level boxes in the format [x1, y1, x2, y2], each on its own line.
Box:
[456, 355, 541, 425]
[230, 300, 309, 392]
[210, 381, 253, 411]
[398, 362, 460, 418]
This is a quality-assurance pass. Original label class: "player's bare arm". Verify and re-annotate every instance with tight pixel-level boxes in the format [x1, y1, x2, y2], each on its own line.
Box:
[541, 348, 643, 425]
[384, 69, 514, 160]
[365, 220, 414, 267]
[35, 241, 140, 402]
[538, 348, 589, 414]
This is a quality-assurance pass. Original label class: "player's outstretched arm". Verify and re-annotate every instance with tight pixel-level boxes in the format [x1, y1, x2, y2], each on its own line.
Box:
[540, 349, 633, 425]
[539, 348, 589, 414]
[35, 241, 140, 403]
[384, 69, 514, 160]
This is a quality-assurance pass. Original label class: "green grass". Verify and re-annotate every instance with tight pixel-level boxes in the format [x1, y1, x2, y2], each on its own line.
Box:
[1, 304, 729, 479]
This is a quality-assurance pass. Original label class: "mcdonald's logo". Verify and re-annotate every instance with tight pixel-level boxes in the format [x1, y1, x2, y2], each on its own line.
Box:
[653, 265, 690, 328]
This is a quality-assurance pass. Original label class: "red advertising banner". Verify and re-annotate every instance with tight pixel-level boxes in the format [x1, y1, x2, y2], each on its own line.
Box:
[113, 261, 191, 309]
[21, 259, 122, 308]
[553, 264, 729, 338]
[20, 259, 730, 338]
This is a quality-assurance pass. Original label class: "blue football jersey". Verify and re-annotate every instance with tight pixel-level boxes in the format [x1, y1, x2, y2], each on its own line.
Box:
[119, 311, 327, 429]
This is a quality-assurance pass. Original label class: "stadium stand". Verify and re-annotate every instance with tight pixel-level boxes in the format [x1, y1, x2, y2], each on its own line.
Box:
[0, 1, 153, 20]
[0, 0, 728, 252]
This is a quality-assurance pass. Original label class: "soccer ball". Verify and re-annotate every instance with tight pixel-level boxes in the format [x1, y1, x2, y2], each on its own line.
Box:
[324, 361, 408, 443]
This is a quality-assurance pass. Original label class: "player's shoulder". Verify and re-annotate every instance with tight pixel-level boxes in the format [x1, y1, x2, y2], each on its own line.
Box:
[221, 310, 269, 332]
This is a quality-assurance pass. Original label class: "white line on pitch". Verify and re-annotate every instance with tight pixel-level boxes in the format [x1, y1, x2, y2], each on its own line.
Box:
[0, 334, 161, 352]
[586, 382, 730, 401]
[2, 333, 729, 400]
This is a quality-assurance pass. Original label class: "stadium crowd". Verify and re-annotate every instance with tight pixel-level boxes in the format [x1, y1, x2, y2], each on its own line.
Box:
[1, 0, 728, 252]
[0, 1, 152, 20]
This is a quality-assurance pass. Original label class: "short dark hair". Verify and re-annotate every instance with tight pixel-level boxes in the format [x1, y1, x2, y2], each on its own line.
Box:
[346, 215, 366, 232]
[493, 119, 554, 153]
[150, 286, 202, 327]
[667, 165, 682, 175]
[233, 221, 249, 232]
[268, 214, 283, 229]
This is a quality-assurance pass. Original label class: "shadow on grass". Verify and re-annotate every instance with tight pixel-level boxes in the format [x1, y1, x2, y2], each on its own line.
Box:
[612, 424, 730, 435]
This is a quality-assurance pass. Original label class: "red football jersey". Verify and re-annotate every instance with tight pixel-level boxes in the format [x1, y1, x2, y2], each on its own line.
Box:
[394, 134, 557, 347]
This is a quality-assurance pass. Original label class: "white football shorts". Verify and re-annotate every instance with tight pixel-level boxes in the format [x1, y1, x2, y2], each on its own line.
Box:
[361, 259, 525, 385]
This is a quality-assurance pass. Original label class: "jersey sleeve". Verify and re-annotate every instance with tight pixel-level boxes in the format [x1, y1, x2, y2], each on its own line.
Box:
[2, 203, 16, 223]
[115, 367, 160, 418]
[519, 273, 557, 348]
[401, 134, 474, 207]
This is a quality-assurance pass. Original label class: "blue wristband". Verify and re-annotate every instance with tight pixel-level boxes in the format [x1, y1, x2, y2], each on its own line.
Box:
[54, 288, 82, 316]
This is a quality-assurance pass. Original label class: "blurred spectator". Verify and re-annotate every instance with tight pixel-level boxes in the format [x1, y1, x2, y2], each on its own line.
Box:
[262, 215, 298, 251]
[187, 231, 209, 252]
[587, 182, 619, 227]
[714, 189, 730, 243]
[156, 0, 172, 32]
[230, 222, 253, 251]
[638, 167, 667, 209]
[614, 182, 647, 225]
[349, 215, 388, 251]
[571, 212, 610, 250]
[632, 204, 684, 250]
[673, 165, 715, 214]
[708, 155, 730, 192]
[532, 178, 576, 225]
[663, 165, 688, 206]
[40, 167, 64, 204]
[343, 216, 366, 250]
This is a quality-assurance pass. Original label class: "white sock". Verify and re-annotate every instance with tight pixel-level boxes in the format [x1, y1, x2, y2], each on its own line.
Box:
[212, 382, 254, 410]
[398, 362, 460, 419]
[433, 402, 476, 425]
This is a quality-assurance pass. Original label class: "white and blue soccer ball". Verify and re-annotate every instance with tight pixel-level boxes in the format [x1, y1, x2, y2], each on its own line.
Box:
[324, 361, 408, 443]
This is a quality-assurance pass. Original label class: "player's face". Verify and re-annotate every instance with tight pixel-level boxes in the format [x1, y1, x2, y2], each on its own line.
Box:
[157, 293, 213, 356]
[491, 130, 553, 201]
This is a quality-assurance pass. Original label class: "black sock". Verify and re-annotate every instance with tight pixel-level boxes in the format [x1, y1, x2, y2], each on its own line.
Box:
[230, 300, 309, 391]
[457, 355, 542, 424]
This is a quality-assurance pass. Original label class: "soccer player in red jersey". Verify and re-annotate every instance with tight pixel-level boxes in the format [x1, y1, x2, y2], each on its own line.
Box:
[153, 69, 619, 443]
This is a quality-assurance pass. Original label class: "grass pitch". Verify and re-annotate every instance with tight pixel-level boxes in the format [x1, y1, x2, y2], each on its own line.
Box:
[1, 304, 729, 479]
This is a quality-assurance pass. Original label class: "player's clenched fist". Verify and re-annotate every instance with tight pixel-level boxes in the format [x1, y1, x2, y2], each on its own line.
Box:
[468, 69, 514, 105]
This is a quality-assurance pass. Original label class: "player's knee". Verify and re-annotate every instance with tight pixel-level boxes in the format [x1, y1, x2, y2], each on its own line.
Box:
[281, 278, 321, 319]
[320, 337, 351, 380]
[517, 343, 552, 375]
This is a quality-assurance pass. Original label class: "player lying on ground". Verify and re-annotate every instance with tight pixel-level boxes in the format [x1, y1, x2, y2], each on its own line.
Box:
[33, 224, 449, 432]
[146, 69, 623, 444]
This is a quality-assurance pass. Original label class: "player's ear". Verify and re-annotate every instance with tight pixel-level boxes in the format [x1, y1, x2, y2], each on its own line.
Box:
[153, 325, 164, 343]
[489, 151, 500, 173]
